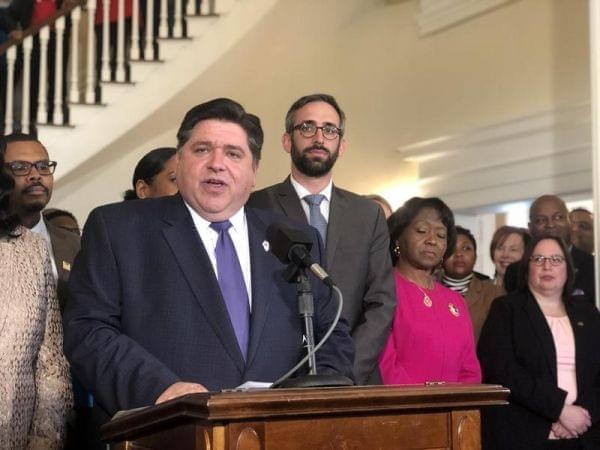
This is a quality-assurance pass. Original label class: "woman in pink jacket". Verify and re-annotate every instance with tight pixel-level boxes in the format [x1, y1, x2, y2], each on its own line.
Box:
[379, 197, 481, 385]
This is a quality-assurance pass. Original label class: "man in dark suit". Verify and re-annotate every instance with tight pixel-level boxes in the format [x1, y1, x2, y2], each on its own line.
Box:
[63, 99, 354, 421]
[1, 133, 80, 311]
[248, 94, 396, 385]
[504, 195, 595, 305]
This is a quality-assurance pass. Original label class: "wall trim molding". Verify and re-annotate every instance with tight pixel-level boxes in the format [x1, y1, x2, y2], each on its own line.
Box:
[397, 103, 593, 211]
[418, 0, 517, 36]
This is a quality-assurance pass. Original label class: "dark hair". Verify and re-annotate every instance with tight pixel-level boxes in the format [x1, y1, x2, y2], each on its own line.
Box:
[285, 94, 346, 136]
[1, 132, 46, 149]
[176, 98, 263, 164]
[387, 196, 456, 266]
[42, 208, 78, 223]
[489, 225, 531, 261]
[570, 207, 593, 216]
[365, 194, 392, 212]
[0, 139, 20, 236]
[123, 147, 177, 200]
[455, 225, 477, 253]
[516, 233, 575, 299]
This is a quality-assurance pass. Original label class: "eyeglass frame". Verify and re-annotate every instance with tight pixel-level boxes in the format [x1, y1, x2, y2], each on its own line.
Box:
[291, 121, 344, 140]
[4, 160, 58, 176]
[529, 254, 566, 266]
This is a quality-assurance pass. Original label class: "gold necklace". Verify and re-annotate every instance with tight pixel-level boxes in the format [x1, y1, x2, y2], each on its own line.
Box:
[413, 281, 433, 308]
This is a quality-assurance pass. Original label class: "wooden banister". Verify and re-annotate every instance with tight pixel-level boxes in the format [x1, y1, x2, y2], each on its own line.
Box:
[0, 0, 86, 55]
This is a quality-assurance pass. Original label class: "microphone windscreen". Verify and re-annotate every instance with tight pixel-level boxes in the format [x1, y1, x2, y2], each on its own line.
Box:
[266, 222, 313, 264]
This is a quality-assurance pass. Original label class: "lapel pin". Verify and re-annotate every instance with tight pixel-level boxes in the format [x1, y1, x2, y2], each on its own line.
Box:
[448, 303, 460, 317]
[62, 261, 71, 271]
[262, 240, 270, 252]
[577, 321, 584, 327]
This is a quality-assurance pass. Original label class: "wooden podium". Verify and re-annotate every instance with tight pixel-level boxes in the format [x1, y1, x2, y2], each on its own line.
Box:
[102, 384, 508, 450]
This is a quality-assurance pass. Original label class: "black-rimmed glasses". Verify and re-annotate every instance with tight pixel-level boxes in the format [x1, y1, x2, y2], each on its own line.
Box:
[530, 255, 565, 266]
[4, 160, 57, 176]
[292, 122, 343, 140]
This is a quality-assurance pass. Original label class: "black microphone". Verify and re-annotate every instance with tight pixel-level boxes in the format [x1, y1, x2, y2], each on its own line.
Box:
[266, 223, 334, 287]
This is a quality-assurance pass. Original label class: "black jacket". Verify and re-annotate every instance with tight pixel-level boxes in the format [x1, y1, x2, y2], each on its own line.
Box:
[478, 290, 600, 450]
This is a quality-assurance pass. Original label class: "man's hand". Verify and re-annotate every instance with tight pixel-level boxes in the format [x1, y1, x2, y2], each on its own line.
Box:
[559, 404, 592, 436]
[155, 381, 208, 404]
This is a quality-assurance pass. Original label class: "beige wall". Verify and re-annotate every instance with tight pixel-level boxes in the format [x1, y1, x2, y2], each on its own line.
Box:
[52, 0, 590, 222]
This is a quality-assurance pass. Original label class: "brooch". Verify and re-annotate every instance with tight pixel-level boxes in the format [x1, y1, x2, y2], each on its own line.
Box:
[448, 303, 460, 317]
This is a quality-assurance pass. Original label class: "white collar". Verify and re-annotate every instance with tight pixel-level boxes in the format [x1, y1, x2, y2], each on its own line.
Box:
[183, 202, 246, 232]
[289, 175, 333, 202]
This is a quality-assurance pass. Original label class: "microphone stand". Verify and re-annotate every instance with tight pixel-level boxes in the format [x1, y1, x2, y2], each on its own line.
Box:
[274, 263, 353, 389]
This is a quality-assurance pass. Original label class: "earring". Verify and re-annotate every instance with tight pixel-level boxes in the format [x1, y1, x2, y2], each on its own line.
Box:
[393, 243, 401, 257]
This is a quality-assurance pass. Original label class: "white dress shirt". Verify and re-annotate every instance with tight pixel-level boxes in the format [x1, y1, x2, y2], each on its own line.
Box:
[290, 175, 333, 223]
[30, 214, 58, 280]
[184, 203, 253, 309]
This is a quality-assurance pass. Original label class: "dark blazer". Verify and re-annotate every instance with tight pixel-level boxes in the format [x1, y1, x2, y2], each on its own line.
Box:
[504, 246, 595, 305]
[46, 217, 80, 312]
[477, 290, 600, 450]
[63, 195, 354, 416]
[249, 177, 396, 385]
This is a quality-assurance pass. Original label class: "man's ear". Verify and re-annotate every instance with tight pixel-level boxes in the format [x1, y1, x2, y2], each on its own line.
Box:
[282, 132, 292, 154]
[338, 137, 347, 157]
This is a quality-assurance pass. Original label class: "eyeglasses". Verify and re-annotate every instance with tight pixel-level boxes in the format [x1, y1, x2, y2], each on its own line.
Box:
[530, 255, 566, 266]
[292, 122, 343, 140]
[4, 160, 57, 176]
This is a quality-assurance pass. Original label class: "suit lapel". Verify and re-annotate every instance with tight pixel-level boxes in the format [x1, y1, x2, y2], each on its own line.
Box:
[244, 208, 276, 369]
[161, 197, 246, 374]
[325, 186, 345, 265]
[275, 177, 308, 224]
[523, 291, 557, 379]
[46, 219, 72, 280]
[565, 302, 588, 393]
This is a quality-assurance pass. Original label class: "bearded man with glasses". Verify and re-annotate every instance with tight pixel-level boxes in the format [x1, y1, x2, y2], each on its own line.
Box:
[1, 133, 80, 312]
[249, 93, 396, 385]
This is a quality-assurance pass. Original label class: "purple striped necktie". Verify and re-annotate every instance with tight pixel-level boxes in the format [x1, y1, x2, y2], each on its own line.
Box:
[210, 220, 250, 361]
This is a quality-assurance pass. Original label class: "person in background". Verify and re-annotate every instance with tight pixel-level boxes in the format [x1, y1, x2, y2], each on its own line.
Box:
[490, 225, 530, 291]
[504, 195, 595, 304]
[43, 207, 80, 235]
[442, 226, 503, 343]
[249, 94, 395, 385]
[379, 197, 481, 384]
[478, 234, 600, 450]
[0, 145, 72, 449]
[123, 147, 178, 200]
[570, 208, 593, 255]
[365, 194, 393, 219]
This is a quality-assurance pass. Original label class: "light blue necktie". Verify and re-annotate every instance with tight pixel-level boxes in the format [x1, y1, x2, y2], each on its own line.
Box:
[303, 194, 328, 245]
[210, 220, 250, 360]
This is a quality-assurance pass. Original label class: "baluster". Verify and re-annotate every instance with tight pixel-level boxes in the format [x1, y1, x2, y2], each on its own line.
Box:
[21, 36, 33, 134]
[69, 6, 82, 103]
[115, 0, 126, 81]
[5, 46, 17, 134]
[85, 0, 97, 103]
[101, 0, 111, 81]
[173, 0, 182, 37]
[159, 0, 168, 37]
[144, 0, 154, 59]
[131, 0, 140, 59]
[37, 26, 50, 124]
[53, 16, 66, 124]
[186, 0, 195, 16]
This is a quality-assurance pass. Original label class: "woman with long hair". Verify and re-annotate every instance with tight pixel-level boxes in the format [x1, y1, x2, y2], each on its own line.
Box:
[0, 143, 72, 449]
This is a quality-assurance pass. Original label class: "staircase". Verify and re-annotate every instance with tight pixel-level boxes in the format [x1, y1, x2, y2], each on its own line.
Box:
[1, 0, 278, 182]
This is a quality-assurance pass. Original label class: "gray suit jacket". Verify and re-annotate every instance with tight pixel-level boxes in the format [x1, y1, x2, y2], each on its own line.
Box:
[249, 177, 396, 384]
